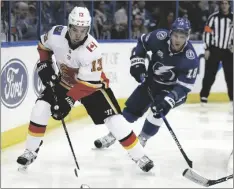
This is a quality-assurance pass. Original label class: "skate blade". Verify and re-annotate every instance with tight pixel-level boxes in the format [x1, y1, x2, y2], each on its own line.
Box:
[18, 165, 28, 174]
[91, 147, 107, 150]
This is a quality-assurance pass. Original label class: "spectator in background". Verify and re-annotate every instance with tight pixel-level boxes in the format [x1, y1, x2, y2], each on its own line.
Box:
[189, 1, 209, 40]
[147, 6, 161, 32]
[131, 13, 147, 39]
[53, 2, 65, 25]
[132, 1, 151, 31]
[208, 1, 219, 15]
[1, 1, 8, 42]
[111, 1, 128, 39]
[157, 10, 174, 31]
[14, 1, 29, 40]
[146, 1, 176, 32]
[178, 1, 190, 17]
[41, 2, 55, 33]
[93, 1, 112, 39]
[16, 2, 37, 40]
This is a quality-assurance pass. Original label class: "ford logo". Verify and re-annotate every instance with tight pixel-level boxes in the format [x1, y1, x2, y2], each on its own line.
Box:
[1, 59, 28, 108]
[33, 60, 45, 97]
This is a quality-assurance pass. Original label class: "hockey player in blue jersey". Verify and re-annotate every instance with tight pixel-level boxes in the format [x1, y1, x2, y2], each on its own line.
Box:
[94, 17, 199, 148]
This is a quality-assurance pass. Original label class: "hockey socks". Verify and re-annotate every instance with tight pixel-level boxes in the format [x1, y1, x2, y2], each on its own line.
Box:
[105, 114, 145, 160]
[26, 101, 51, 151]
[140, 119, 160, 140]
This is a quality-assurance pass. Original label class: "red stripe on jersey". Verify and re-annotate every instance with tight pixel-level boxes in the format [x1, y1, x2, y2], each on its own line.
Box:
[101, 72, 109, 88]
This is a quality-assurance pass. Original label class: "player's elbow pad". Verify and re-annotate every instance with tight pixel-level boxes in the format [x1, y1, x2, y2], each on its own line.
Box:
[37, 44, 52, 62]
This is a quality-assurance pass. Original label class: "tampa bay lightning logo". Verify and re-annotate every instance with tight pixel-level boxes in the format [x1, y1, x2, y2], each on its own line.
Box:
[152, 62, 176, 82]
[156, 31, 167, 40]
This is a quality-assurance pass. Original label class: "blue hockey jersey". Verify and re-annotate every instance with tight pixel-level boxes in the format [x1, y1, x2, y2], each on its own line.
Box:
[132, 29, 199, 102]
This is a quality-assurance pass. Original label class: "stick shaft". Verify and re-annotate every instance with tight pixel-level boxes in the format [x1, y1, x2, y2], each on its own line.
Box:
[50, 82, 80, 170]
[147, 87, 193, 168]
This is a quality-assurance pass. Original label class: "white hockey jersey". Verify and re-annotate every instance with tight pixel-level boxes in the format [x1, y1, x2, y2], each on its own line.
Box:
[39, 25, 104, 89]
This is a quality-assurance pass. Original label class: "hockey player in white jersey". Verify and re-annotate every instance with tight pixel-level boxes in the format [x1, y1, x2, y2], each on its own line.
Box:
[16, 7, 154, 172]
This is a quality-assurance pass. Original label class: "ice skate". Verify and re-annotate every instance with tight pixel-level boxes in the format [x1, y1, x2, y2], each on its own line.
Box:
[17, 140, 43, 171]
[94, 132, 116, 149]
[133, 155, 154, 172]
[200, 97, 208, 107]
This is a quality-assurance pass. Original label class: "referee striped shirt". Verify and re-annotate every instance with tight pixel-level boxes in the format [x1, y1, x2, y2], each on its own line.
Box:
[203, 11, 233, 50]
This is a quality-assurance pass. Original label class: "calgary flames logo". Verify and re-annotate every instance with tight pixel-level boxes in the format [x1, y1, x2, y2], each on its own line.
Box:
[60, 63, 79, 87]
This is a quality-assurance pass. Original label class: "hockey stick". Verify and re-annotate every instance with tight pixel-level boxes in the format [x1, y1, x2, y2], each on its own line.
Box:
[183, 168, 233, 187]
[49, 80, 80, 177]
[147, 86, 193, 168]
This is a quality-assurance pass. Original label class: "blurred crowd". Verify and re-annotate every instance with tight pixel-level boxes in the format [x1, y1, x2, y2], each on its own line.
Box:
[1, 1, 225, 42]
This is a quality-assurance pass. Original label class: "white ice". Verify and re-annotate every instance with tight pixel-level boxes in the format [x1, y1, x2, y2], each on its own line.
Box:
[1, 103, 233, 188]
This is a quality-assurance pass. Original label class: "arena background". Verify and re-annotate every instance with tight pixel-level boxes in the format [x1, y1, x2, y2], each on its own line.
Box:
[1, 1, 232, 148]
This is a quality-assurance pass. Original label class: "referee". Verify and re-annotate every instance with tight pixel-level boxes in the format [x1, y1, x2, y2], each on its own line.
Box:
[200, 0, 233, 104]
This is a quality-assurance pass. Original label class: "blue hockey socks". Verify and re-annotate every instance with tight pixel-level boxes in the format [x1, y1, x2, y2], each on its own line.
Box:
[140, 119, 160, 139]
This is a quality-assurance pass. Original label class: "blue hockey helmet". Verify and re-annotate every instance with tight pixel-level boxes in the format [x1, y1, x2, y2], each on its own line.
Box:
[171, 17, 191, 36]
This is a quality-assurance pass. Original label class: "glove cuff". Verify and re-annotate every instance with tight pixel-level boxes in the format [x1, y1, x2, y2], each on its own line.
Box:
[65, 96, 75, 108]
[164, 96, 175, 108]
[130, 57, 145, 66]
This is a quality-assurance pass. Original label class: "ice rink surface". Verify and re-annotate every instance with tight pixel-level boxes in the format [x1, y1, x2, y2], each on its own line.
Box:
[1, 103, 233, 188]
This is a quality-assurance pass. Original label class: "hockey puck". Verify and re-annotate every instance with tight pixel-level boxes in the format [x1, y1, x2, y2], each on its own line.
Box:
[74, 168, 78, 177]
[80, 184, 90, 188]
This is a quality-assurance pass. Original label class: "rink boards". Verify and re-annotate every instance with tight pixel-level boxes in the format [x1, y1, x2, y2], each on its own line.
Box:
[1, 42, 229, 148]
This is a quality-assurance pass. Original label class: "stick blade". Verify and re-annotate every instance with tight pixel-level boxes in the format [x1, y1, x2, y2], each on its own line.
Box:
[183, 168, 209, 187]
[74, 168, 78, 177]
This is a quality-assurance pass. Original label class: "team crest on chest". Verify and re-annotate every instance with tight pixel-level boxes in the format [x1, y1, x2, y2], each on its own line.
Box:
[153, 62, 175, 82]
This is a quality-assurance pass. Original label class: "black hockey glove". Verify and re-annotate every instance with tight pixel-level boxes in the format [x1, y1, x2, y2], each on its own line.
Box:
[37, 60, 58, 86]
[51, 95, 75, 120]
[151, 96, 175, 118]
[130, 57, 146, 83]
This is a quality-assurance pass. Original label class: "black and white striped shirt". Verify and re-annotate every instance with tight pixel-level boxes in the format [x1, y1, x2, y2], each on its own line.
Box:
[203, 11, 233, 50]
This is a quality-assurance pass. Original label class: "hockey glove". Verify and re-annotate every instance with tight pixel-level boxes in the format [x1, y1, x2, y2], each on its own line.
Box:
[37, 60, 57, 86]
[130, 57, 146, 83]
[51, 95, 75, 120]
[151, 96, 175, 118]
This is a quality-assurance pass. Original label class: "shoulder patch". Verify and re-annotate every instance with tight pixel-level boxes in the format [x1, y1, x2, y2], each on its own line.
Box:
[86, 41, 97, 52]
[156, 31, 167, 40]
[53, 26, 64, 35]
[186, 49, 195, 60]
